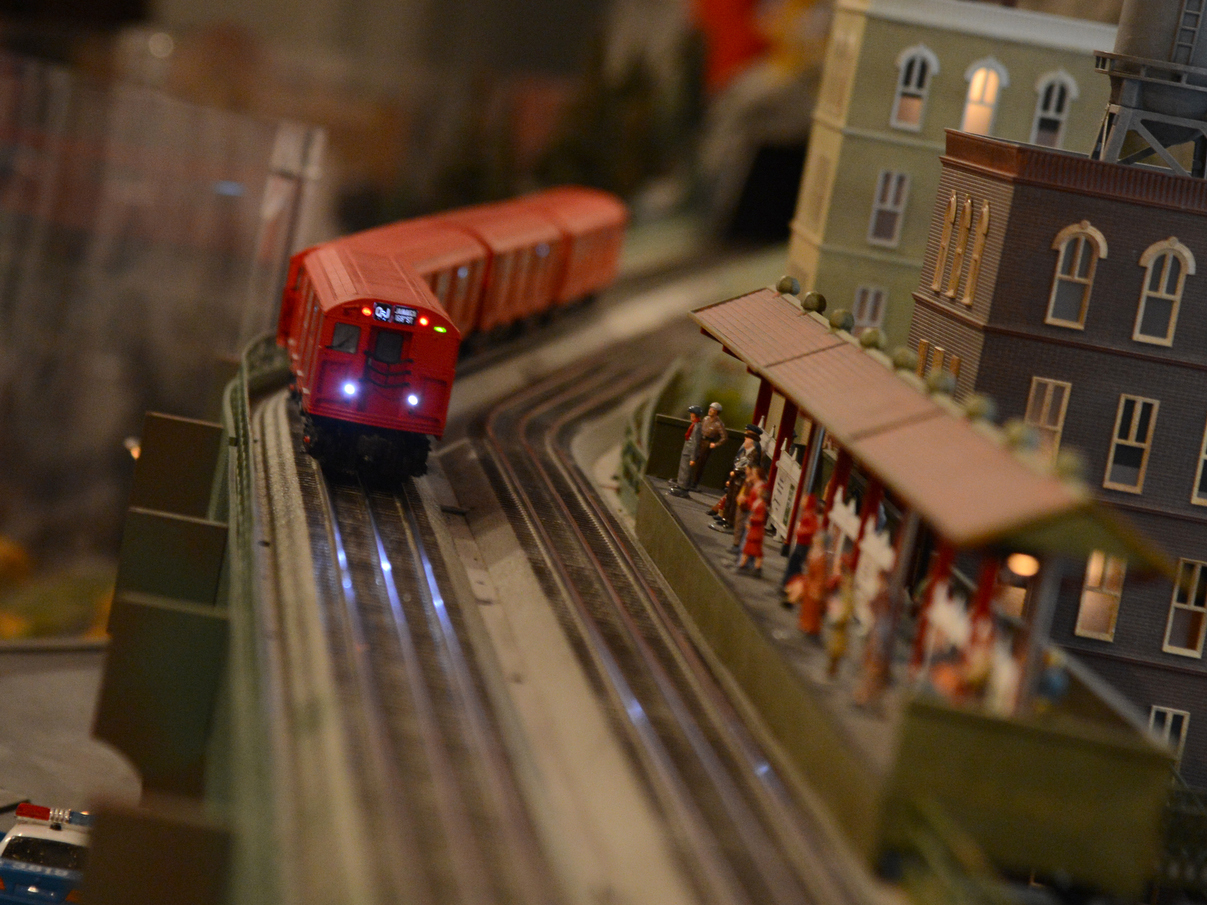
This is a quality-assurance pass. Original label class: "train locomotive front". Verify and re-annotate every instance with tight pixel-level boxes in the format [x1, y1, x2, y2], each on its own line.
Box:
[277, 240, 461, 479]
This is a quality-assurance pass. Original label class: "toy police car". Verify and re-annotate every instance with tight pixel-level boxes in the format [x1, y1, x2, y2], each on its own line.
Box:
[0, 803, 91, 903]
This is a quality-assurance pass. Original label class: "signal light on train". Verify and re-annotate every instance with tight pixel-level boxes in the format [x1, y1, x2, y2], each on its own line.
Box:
[361, 306, 372, 317]
[406, 394, 420, 407]
[419, 316, 429, 326]
[434, 326, 447, 333]
[342, 382, 358, 398]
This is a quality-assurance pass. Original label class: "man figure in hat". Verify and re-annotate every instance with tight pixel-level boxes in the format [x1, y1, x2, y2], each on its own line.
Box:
[669, 404, 705, 497]
[709, 424, 762, 530]
[690, 402, 727, 491]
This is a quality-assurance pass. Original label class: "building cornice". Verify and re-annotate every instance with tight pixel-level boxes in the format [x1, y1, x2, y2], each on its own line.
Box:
[840, 0, 1116, 54]
[812, 109, 947, 153]
[942, 131, 1207, 216]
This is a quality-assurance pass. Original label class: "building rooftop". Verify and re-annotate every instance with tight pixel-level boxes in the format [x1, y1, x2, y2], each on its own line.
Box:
[943, 129, 1207, 214]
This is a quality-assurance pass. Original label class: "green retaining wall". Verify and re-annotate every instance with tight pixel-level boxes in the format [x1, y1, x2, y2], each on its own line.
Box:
[885, 698, 1172, 898]
[637, 476, 885, 858]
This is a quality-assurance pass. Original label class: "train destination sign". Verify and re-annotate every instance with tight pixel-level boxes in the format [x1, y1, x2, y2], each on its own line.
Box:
[372, 303, 418, 325]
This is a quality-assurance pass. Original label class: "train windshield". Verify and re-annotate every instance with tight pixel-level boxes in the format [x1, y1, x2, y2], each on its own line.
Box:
[330, 323, 360, 353]
[372, 330, 405, 365]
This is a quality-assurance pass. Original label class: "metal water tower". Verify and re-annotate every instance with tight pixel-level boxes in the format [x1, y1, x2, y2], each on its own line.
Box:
[1093, 0, 1207, 176]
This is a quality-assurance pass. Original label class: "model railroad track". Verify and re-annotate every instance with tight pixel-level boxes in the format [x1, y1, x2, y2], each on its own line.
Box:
[473, 348, 870, 905]
[255, 390, 558, 905]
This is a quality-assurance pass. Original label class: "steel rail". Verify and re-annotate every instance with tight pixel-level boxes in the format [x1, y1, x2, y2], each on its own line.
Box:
[311, 453, 558, 905]
[478, 359, 800, 905]
[542, 377, 869, 905]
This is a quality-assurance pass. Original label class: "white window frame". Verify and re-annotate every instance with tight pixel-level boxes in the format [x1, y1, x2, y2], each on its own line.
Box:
[1046, 222, 1108, 329]
[867, 170, 910, 247]
[891, 45, 939, 132]
[1150, 706, 1191, 767]
[1024, 376, 1071, 462]
[1104, 394, 1159, 493]
[1164, 558, 1207, 657]
[853, 286, 887, 334]
[1134, 238, 1195, 346]
[1030, 71, 1079, 148]
[961, 58, 1009, 136]
[1074, 550, 1127, 641]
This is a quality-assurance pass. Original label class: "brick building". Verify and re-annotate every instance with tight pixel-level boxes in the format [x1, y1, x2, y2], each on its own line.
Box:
[909, 129, 1207, 787]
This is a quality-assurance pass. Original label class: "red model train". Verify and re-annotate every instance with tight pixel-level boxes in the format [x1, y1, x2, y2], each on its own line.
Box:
[276, 185, 627, 477]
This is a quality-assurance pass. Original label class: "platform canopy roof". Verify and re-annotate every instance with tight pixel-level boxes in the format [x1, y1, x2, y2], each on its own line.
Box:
[691, 289, 1168, 568]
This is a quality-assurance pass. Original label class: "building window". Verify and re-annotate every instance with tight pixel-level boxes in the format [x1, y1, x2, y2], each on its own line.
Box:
[1031, 71, 1078, 148]
[962, 58, 1008, 135]
[1025, 377, 1071, 462]
[1075, 550, 1126, 641]
[892, 45, 939, 131]
[944, 196, 973, 298]
[931, 192, 958, 293]
[1134, 238, 1195, 346]
[1150, 707, 1191, 767]
[1104, 395, 1159, 493]
[1164, 559, 1207, 657]
[868, 170, 909, 247]
[1047, 222, 1108, 328]
[1193, 419, 1207, 506]
[853, 286, 887, 333]
[962, 201, 990, 306]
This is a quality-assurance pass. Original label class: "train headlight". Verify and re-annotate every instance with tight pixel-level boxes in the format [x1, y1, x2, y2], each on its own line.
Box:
[342, 381, 359, 398]
[406, 393, 420, 407]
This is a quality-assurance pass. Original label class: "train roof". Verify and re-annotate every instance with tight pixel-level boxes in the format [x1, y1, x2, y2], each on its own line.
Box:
[692, 288, 1170, 567]
[437, 203, 562, 253]
[343, 218, 486, 274]
[520, 186, 629, 233]
[304, 242, 452, 320]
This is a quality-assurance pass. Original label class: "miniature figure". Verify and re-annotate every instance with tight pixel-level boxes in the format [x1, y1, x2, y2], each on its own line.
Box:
[852, 570, 894, 706]
[732, 464, 766, 551]
[709, 424, 762, 531]
[789, 530, 828, 637]
[736, 479, 769, 577]
[825, 556, 856, 678]
[781, 494, 819, 603]
[691, 402, 728, 490]
[670, 405, 705, 497]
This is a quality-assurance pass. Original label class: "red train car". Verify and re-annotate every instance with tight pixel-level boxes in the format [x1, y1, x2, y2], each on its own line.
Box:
[276, 185, 626, 478]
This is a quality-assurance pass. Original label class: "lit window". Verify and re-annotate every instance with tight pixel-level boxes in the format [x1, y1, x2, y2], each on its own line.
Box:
[892, 46, 939, 131]
[1075, 550, 1126, 641]
[853, 286, 887, 333]
[1134, 238, 1194, 346]
[868, 171, 909, 247]
[1104, 395, 1159, 493]
[1164, 559, 1207, 657]
[1150, 706, 1191, 768]
[1024, 377, 1071, 462]
[962, 58, 1009, 135]
[1031, 71, 1078, 148]
[1047, 222, 1108, 328]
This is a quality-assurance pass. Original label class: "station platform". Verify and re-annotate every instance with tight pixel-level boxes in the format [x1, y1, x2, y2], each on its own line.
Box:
[638, 475, 902, 859]
[635, 474, 1174, 897]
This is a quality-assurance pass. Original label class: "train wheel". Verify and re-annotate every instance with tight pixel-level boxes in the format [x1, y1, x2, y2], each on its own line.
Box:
[301, 415, 329, 462]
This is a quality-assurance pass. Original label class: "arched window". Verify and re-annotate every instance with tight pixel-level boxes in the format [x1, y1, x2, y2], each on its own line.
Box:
[1031, 71, 1078, 148]
[1135, 238, 1195, 346]
[1047, 222, 1107, 328]
[892, 45, 939, 131]
[962, 58, 1009, 135]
